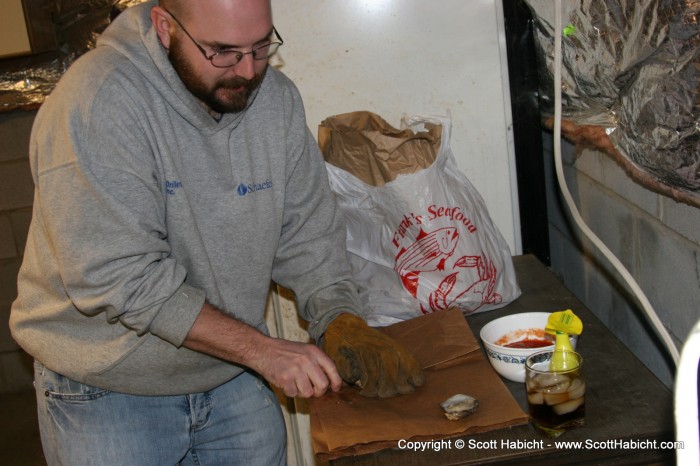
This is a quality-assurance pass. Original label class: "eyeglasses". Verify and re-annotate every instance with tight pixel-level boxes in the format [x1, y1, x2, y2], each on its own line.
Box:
[163, 8, 283, 68]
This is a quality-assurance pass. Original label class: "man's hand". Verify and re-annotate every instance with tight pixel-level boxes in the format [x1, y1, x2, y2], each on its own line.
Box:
[253, 338, 342, 398]
[322, 313, 425, 398]
[183, 302, 342, 398]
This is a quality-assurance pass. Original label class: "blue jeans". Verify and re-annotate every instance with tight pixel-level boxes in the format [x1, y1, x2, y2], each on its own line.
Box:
[34, 361, 286, 466]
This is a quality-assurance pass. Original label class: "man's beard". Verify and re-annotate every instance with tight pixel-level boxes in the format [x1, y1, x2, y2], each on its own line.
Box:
[168, 35, 265, 114]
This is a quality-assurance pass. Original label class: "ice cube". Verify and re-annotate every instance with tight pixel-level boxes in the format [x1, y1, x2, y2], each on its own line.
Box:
[527, 392, 544, 405]
[526, 378, 540, 391]
[533, 373, 559, 387]
[552, 396, 584, 415]
[567, 378, 585, 400]
[544, 392, 570, 405]
[542, 379, 571, 395]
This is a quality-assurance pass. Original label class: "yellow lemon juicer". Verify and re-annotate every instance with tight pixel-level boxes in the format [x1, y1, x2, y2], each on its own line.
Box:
[545, 309, 583, 370]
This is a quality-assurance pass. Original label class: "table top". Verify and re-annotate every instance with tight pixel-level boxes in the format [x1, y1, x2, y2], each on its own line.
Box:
[331, 254, 675, 466]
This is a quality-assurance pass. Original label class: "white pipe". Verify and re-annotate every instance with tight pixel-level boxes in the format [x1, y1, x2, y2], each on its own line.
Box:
[552, 0, 680, 365]
[675, 318, 700, 465]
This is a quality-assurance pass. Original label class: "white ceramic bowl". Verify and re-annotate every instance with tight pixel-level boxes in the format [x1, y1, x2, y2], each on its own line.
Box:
[479, 312, 578, 383]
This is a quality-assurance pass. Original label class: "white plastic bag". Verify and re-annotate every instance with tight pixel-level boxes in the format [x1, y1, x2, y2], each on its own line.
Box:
[323, 113, 521, 326]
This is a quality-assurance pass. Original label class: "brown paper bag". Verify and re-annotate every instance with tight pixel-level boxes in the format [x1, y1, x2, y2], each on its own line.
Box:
[318, 111, 442, 187]
[310, 308, 528, 462]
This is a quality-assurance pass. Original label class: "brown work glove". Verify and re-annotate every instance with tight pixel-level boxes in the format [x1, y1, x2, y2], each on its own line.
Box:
[322, 313, 425, 398]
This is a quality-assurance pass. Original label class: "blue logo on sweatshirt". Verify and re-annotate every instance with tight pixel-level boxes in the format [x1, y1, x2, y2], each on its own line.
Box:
[165, 180, 183, 195]
[237, 179, 273, 196]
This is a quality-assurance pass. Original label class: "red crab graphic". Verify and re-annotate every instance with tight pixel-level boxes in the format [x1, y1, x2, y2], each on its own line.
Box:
[394, 227, 459, 298]
[420, 254, 502, 314]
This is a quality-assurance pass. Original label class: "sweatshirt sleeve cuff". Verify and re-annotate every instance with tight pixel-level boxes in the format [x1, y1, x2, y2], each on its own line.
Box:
[304, 280, 364, 342]
[149, 282, 206, 347]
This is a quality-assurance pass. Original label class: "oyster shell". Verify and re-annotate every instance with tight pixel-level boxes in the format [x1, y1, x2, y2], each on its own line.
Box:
[440, 394, 479, 420]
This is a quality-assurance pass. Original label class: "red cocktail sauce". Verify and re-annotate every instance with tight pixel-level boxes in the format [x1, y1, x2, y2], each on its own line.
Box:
[503, 338, 552, 349]
[495, 328, 554, 348]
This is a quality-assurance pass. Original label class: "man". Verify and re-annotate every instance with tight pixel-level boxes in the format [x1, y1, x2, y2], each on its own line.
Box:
[9, 0, 424, 464]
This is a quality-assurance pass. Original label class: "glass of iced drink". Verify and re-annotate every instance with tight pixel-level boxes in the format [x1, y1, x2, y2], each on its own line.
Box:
[525, 350, 585, 437]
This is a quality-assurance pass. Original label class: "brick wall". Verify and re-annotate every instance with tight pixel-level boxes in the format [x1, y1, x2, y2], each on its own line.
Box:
[0, 110, 36, 393]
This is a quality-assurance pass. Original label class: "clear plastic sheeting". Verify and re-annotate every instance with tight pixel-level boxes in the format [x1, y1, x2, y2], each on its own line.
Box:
[525, 0, 700, 193]
[0, 0, 143, 112]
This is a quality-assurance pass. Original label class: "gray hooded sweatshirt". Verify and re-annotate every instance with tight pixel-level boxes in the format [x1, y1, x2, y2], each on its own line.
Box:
[10, 1, 362, 395]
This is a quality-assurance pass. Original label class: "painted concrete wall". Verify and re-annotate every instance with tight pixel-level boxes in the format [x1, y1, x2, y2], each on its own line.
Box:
[544, 133, 699, 388]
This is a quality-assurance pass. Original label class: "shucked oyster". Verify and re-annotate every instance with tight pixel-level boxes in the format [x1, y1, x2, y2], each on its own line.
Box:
[440, 394, 479, 420]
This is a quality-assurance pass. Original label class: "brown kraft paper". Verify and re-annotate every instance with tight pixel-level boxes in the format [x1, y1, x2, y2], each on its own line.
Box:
[310, 308, 529, 462]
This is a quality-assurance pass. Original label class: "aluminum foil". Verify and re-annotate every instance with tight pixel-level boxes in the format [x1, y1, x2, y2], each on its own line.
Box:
[525, 0, 700, 192]
[0, 0, 142, 112]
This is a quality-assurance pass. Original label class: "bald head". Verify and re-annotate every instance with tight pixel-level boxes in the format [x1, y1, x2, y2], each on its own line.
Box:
[159, 0, 272, 24]
[153, 0, 274, 56]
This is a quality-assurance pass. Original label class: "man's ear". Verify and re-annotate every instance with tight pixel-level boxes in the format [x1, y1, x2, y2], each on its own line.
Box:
[150, 6, 173, 50]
